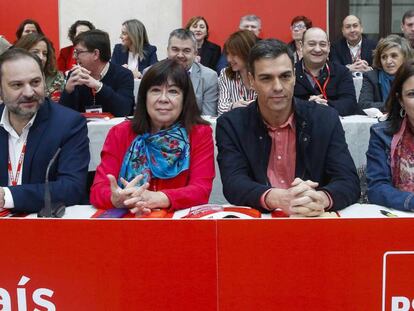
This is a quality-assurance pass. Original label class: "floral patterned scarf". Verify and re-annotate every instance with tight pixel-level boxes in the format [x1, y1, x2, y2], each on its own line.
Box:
[118, 123, 190, 187]
[391, 117, 414, 192]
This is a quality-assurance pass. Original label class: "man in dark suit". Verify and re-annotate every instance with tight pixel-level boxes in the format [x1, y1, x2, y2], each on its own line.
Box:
[294, 27, 358, 116]
[216, 39, 359, 215]
[330, 15, 376, 73]
[401, 9, 414, 48]
[60, 29, 134, 117]
[0, 48, 90, 213]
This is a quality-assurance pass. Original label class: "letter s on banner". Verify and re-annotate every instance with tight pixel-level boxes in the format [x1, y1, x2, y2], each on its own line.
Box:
[33, 288, 56, 311]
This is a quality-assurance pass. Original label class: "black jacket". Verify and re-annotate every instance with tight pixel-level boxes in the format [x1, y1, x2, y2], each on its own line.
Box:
[294, 60, 359, 116]
[216, 99, 360, 212]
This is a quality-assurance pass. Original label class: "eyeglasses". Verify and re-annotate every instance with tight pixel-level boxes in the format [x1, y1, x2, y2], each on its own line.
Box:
[73, 49, 90, 57]
[291, 24, 307, 31]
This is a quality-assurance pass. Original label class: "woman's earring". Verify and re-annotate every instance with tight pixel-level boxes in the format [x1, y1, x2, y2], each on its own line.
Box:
[400, 107, 406, 118]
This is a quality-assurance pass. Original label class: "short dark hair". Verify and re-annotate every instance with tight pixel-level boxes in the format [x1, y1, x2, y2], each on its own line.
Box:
[0, 48, 43, 84]
[132, 59, 208, 134]
[290, 15, 313, 28]
[402, 9, 414, 24]
[68, 20, 95, 43]
[73, 29, 111, 62]
[248, 39, 294, 76]
[15, 19, 44, 40]
[385, 59, 414, 134]
[14, 33, 58, 78]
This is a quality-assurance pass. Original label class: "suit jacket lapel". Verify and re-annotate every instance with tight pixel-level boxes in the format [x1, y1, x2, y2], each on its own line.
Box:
[295, 61, 316, 93]
[190, 63, 201, 94]
[341, 39, 353, 65]
[0, 106, 8, 186]
[22, 100, 50, 183]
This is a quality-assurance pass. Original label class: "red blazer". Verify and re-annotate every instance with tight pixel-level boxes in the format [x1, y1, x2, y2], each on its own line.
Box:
[57, 45, 76, 72]
[90, 121, 215, 210]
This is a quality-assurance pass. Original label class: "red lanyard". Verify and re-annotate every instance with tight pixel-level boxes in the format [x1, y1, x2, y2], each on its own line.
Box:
[304, 64, 331, 100]
[7, 141, 27, 186]
[91, 88, 97, 106]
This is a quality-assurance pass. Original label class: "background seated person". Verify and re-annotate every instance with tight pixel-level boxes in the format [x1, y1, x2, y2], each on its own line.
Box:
[166, 28, 218, 116]
[294, 28, 358, 116]
[58, 20, 95, 73]
[401, 9, 414, 49]
[90, 59, 215, 215]
[0, 48, 89, 213]
[0, 35, 11, 55]
[59, 29, 135, 117]
[15, 19, 44, 41]
[14, 33, 65, 102]
[330, 15, 376, 73]
[185, 16, 221, 71]
[218, 30, 258, 115]
[111, 19, 158, 79]
[287, 15, 313, 64]
[358, 35, 413, 112]
[216, 39, 360, 216]
[367, 60, 414, 211]
[216, 14, 262, 74]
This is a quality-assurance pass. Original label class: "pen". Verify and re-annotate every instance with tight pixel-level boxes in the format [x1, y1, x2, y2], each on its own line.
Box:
[380, 210, 398, 217]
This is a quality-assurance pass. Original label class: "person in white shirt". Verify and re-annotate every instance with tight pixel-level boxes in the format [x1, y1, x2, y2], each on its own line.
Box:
[0, 48, 89, 213]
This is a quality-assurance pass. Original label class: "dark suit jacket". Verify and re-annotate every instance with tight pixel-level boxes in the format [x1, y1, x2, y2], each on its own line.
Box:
[330, 35, 377, 66]
[199, 40, 221, 71]
[216, 99, 360, 211]
[358, 69, 384, 110]
[111, 43, 158, 72]
[0, 100, 90, 213]
[294, 60, 358, 116]
[59, 62, 135, 116]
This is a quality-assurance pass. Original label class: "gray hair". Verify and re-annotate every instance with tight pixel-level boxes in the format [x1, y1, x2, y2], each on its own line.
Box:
[239, 14, 262, 28]
[168, 28, 197, 51]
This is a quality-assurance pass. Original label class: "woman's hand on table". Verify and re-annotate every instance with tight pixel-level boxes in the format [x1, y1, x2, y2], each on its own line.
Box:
[125, 190, 171, 217]
[107, 174, 145, 209]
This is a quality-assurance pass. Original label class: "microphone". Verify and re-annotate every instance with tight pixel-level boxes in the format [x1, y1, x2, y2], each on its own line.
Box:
[37, 147, 66, 218]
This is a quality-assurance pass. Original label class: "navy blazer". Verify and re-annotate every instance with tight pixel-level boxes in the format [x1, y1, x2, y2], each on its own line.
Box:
[358, 69, 384, 111]
[294, 60, 359, 116]
[60, 62, 135, 116]
[199, 40, 221, 71]
[111, 43, 158, 72]
[216, 99, 360, 212]
[330, 35, 377, 66]
[0, 100, 90, 213]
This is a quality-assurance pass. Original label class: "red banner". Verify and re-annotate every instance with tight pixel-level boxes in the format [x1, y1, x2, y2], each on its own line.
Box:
[1, 218, 414, 310]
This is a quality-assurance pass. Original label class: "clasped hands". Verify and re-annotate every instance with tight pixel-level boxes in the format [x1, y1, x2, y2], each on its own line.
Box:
[347, 59, 372, 73]
[107, 174, 170, 216]
[65, 65, 101, 93]
[308, 94, 328, 106]
[265, 178, 330, 217]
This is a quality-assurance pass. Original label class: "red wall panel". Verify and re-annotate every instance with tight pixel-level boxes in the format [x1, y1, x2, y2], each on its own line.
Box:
[183, 0, 327, 47]
[0, 0, 59, 50]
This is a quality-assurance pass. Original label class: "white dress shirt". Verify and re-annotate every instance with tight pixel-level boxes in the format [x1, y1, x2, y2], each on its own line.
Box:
[0, 106, 36, 209]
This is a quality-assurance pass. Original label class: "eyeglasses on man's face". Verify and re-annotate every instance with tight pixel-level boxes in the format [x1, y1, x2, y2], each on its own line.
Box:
[73, 49, 90, 57]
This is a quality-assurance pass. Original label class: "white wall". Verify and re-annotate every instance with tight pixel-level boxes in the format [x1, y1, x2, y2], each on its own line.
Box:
[58, 0, 182, 59]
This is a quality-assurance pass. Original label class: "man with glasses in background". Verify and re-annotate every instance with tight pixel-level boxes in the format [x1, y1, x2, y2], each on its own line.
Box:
[60, 29, 134, 117]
